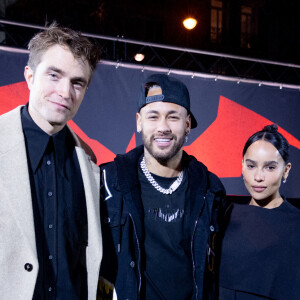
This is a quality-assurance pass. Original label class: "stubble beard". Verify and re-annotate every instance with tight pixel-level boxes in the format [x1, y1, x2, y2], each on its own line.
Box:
[142, 131, 185, 165]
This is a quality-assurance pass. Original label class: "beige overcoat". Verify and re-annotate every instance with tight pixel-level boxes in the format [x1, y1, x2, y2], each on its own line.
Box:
[0, 106, 102, 300]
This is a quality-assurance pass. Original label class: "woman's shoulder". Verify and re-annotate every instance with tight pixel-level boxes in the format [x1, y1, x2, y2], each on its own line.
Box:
[276, 199, 300, 213]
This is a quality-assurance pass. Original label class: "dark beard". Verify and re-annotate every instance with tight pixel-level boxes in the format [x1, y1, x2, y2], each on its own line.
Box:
[142, 132, 185, 165]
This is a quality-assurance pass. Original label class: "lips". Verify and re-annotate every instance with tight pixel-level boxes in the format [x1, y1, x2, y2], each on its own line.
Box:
[154, 137, 172, 147]
[155, 138, 171, 142]
[252, 186, 267, 193]
[51, 101, 70, 110]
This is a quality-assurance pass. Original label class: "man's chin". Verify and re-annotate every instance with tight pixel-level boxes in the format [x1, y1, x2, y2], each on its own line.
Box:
[151, 150, 177, 165]
[144, 137, 184, 164]
[48, 118, 68, 127]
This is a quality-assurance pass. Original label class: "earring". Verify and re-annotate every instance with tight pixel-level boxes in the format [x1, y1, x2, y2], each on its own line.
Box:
[283, 178, 287, 183]
[137, 129, 141, 133]
[185, 131, 190, 143]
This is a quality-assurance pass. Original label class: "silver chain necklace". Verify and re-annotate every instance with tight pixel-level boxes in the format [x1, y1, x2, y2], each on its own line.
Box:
[140, 156, 184, 195]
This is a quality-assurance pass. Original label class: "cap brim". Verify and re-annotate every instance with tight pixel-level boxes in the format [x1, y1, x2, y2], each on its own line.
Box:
[190, 112, 197, 129]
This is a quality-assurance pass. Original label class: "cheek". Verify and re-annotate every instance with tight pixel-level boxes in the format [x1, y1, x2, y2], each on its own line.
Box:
[169, 122, 186, 134]
[241, 165, 248, 177]
[34, 82, 56, 100]
[73, 90, 85, 104]
[268, 173, 282, 186]
[242, 168, 252, 186]
[242, 171, 250, 182]
[141, 121, 156, 132]
[30, 85, 44, 103]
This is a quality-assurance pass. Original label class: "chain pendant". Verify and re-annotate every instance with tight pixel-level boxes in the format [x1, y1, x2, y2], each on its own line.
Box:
[140, 157, 183, 194]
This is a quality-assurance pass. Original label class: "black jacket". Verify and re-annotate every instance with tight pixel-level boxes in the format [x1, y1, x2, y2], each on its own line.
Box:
[98, 145, 228, 300]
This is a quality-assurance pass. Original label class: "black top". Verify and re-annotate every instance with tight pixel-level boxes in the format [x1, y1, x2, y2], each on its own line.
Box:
[99, 145, 227, 300]
[138, 158, 193, 300]
[219, 200, 300, 300]
[21, 106, 88, 300]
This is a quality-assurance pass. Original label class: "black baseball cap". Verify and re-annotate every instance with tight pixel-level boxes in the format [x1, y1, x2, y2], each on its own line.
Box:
[137, 74, 197, 128]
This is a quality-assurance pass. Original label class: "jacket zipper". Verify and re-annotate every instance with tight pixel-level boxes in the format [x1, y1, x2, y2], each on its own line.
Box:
[129, 213, 142, 298]
[191, 195, 207, 300]
[191, 218, 199, 299]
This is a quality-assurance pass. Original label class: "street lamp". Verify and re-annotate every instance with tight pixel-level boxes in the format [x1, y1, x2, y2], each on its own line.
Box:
[183, 17, 197, 30]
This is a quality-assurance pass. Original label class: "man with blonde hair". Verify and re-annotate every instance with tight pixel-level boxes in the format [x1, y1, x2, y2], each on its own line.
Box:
[0, 23, 102, 299]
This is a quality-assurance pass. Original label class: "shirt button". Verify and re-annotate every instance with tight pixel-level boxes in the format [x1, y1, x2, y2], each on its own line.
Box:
[130, 261, 135, 268]
[48, 224, 53, 229]
[49, 255, 53, 260]
[210, 225, 215, 232]
[104, 217, 110, 224]
[48, 191, 53, 197]
[24, 263, 33, 272]
[48, 287, 52, 292]
[46, 160, 51, 165]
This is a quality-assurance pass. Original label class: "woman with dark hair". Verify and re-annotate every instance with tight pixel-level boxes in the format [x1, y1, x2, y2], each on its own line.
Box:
[219, 124, 300, 300]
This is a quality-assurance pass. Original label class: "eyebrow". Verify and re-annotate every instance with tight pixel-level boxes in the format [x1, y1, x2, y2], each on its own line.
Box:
[47, 66, 64, 75]
[264, 161, 279, 165]
[47, 66, 88, 86]
[245, 159, 278, 165]
[146, 110, 182, 115]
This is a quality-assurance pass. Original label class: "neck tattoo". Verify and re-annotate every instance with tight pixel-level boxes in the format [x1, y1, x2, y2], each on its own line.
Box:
[140, 156, 184, 195]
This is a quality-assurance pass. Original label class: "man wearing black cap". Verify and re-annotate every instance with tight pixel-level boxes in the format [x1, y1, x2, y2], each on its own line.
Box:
[99, 74, 228, 300]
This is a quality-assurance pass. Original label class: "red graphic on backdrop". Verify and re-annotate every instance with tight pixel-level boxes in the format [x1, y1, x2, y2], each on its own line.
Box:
[0, 81, 29, 114]
[1, 83, 300, 176]
[68, 120, 116, 164]
[126, 133, 137, 153]
[184, 96, 300, 177]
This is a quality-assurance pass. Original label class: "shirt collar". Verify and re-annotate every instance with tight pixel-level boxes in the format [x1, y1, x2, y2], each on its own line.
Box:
[21, 104, 67, 173]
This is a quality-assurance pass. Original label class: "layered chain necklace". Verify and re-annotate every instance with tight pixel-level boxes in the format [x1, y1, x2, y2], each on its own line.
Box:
[140, 156, 184, 195]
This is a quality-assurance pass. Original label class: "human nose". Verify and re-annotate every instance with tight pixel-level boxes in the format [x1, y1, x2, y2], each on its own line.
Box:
[58, 79, 72, 99]
[157, 118, 171, 133]
[254, 169, 264, 182]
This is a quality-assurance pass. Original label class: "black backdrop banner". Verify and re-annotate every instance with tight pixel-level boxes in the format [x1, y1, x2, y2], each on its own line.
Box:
[1, 48, 299, 198]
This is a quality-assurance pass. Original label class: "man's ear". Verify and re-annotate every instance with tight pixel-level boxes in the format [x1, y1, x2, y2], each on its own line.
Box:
[136, 112, 142, 133]
[186, 114, 191, 131]
[24, 66, 34, 90]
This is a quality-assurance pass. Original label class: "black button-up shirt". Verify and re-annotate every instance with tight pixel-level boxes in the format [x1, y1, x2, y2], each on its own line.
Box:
[21, 105, 88, 300]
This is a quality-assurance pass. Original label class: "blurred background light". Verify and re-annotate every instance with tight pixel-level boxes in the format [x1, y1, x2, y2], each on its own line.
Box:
[183, 17, 197, 30]
[134, 53, 145, 62]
